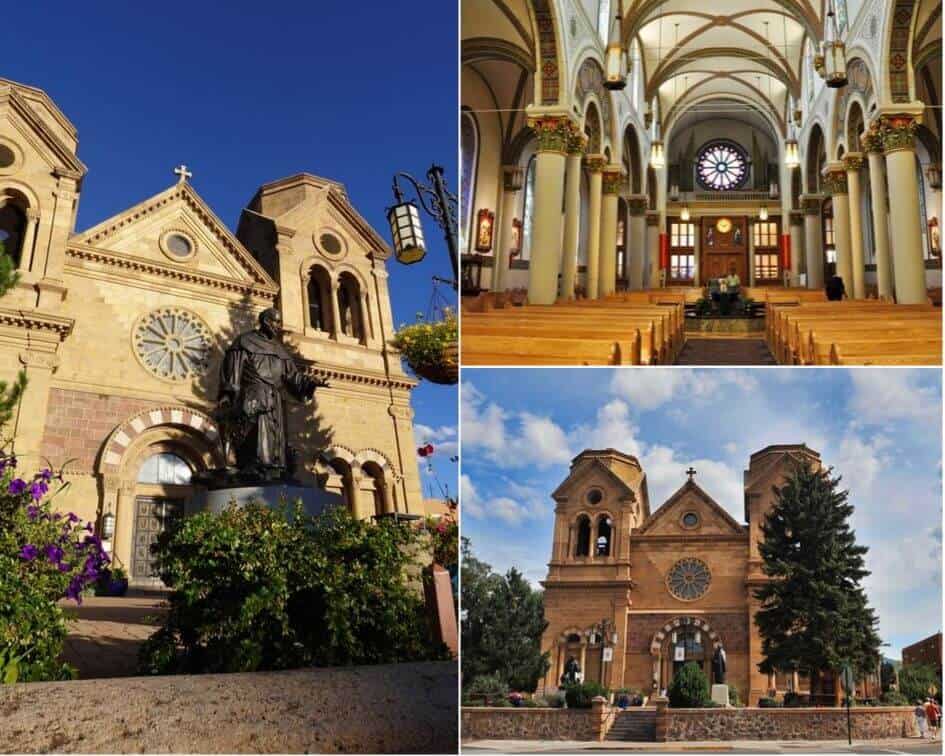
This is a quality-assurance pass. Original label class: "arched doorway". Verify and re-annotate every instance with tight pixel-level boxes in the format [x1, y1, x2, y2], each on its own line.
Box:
[649, 616, 723, 694]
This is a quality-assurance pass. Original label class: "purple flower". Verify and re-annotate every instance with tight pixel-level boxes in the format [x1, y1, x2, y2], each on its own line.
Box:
[39, 468, 53, 482]
[66, 512, 79, 523]
[44, 544, 64, 564]
[26, 505, 40, 520]
[28, 481, 48, 501]
[8, 478, 26, 495]
[58, 562, 71, 572]
[18, 544, 38, 561]
[84, 523, 93, 533]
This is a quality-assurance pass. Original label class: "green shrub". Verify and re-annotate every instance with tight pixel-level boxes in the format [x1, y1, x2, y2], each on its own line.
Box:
[898, 664, 942, 705]
[728, 685, 741, 707]
[464, 673, 510, 705]
[880, 688, 910, 706]
[783, 692, 810, 707]
[138, 502, 448, 675]
[758, 697, 782, 708]
[668, 662, 710, 708]
[533, 693, 565, 708]
[564, 681, 610, 709]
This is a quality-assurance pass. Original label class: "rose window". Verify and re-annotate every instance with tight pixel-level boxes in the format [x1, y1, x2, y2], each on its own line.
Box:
[667, 558, 712, 601]
[695, 141, 749, 191]
[133, 308, 212, 381]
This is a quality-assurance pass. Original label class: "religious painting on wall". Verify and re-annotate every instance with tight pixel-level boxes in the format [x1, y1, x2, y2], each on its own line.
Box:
[475, 208, 494, 253]
[929, 217, 940, 258]
[510, 218, 523, 261]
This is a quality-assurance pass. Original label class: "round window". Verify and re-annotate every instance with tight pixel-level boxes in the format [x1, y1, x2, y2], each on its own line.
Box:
[695, 140, 749, 191]
[0, 145, 15, 169]
[164, 232, 194, 258]
[682, 512, 699, 528]
[586, 489, 603, 506]
[320, 232, 342, 256]
[667, 558, 712, 601]
[133, 308, 212, 381]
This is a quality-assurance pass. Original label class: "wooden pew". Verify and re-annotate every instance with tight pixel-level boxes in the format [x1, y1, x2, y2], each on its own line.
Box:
[461, 334, 622, 366]
[807, 323, 942, 365]
[462, 321, 642, 365]
[830, 339, 942, 365]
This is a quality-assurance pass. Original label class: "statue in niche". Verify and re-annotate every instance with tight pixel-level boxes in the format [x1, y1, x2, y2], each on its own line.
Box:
[733, 226, 743, 246]
[706, 227, 715, 247]
[561, 656, 581, 686]
[712, 645, 727, 684]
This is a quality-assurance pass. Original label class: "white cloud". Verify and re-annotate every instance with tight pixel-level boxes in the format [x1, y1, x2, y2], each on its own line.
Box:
[460, 473, 483, 519]
[609, 369, 759, 411]
[849, 370, 939, 425]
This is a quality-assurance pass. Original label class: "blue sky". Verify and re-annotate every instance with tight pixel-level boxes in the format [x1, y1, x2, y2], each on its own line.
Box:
[1, 2, 458, 497]
[462, 368, 943, 659]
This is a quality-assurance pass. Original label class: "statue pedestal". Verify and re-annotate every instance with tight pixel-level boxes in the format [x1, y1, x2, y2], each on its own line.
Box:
[192, 483, 343, 518]
[711, 684, 730, 707]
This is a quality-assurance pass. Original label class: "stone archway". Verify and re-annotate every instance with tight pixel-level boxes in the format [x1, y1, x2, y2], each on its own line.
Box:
[648, 616, 723, 694]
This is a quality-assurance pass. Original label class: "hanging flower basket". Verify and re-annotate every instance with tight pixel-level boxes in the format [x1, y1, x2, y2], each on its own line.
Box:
[390, 309, 458, 385]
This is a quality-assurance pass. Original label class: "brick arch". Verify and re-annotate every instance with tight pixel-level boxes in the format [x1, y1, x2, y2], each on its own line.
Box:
[98, 407, 220, 474]
[354, 447, 397, 475]
[649, 615, 722, 656]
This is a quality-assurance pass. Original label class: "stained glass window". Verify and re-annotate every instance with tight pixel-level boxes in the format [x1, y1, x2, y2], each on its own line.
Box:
[521, 156, 536, 261]
[460, 110, 479, 255]
[137, 453, 192, 485]
[696, 141, 749, 191]
[667, 558, 711, 601]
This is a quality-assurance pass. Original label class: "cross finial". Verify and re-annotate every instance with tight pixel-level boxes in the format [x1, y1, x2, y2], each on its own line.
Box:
[174, 164, 193, 184]
[686, 466, 697, 481]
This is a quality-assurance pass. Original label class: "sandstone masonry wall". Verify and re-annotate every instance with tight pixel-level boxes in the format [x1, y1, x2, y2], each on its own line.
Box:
[462, 708, 599, 741]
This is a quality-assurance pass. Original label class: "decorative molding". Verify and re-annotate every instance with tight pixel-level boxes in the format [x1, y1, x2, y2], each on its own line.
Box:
[880, 113, 919, 153]
[533, 0, 561, 105]
[0, 307, 74, 337]
[99, 406, 220, 473]
[821, 169, 849, 195]
[527, 116, 579, 154]
[842, 153, 865, 171]
[574, 58, 614, 147]
[888, 0, 915, 103]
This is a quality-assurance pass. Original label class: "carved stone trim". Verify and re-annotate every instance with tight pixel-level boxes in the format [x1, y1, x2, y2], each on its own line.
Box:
[528, 116, 579, 155]
[880, 113, 919, 153]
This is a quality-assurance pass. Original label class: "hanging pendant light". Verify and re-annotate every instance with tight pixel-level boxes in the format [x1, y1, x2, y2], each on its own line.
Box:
[785, 139, 800, 168]
[769, 182, 779, 199]
[650, 140, 665, 168]
[604, 2, 627, 90]
[759, 205, 769, 221]
[820, 0, 848, 88]
[669, 183, 680, 201]
[680, 205, 690, 222]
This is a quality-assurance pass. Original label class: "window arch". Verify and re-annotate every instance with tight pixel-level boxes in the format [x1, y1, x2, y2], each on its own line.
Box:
[461, 109, 480, 256]
[337, 271, 365, 341]
[306, 265, 333, 332]
[575, 514, 591, 557]
[361, 461, 391, 517]
[596, 514, 612, 556]
[137, 452, 192, 485]
[0, 202, 26, 268]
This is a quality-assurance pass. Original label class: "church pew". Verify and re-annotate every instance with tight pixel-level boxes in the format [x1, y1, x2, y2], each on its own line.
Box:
[782, 312, 938, 364]
[463, 308, 666, 364]
[806, 323, 942, 365]
[461, 321, 643, 365]
[829, 339, 942, 365]
[558, 301, 683, 358]
[461, 334, 622, 366]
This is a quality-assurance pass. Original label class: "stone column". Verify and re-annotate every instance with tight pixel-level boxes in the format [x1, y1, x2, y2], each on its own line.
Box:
[560, 135, 587, 300]
[38, 169, 81, 308]
[275, 226, 304, 333]
[646, 212, 661, 288]
[843, 152, 866, 298]
[748, 223, 756, 285]
[800, 194, 825, 289]
[330, 275, 343, 339]
[584, 155, 606, 299]
[822, 164, 852, 294]
[861, 125, 894, 299]
[20, 209, 39, 272]
[526, 115, 576, 305]
[881, 112, 928, 304]
[494, 165, 524, 293]
[789, 211, 805, 281]
[599, 167, 623, 297]
[692, 218, 701, 285]
[359, 290, 372, 345]
[627, 195, 648, 290]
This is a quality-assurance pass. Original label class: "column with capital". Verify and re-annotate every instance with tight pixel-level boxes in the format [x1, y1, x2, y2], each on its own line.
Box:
[526, 115, 576, 305]
[19, 209, 40, 272]
[599, 167, 623, 297]
[861, 125, 894, 299]
[881, 112, 927, 304]
[843, 152, 866, 298]
[822, 165, 853, 293]
[560, 133, 588, 300]
[494, 165, 525, 293]
[800, 195, 825, 288]
[584, 154, 606, 299]
[275, 227, 305, 333]
[646, 212, 661, 288]
[627, 195, 648, 290]
[38, 169, 83, 308]
[789, 211, 805, 282]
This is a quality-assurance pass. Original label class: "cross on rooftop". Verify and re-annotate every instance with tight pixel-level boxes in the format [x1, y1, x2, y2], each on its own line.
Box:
[174, 164, 193, 184]
[686, 466, 697, 481]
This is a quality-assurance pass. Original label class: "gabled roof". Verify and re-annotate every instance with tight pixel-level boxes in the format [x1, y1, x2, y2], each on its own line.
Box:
[635, 478, 745, 536]
[0, 81, 85, 177]
[551, 457, 638, 504]
[74, 180, 277, 292]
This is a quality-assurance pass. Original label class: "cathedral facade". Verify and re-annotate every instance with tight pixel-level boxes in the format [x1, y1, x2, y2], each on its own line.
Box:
[540, 444, 853, 706]
[0, 77, 424, 583]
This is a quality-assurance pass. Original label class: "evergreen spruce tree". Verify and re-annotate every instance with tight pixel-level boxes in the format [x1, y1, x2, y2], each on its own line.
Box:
[0, 240, 26, 428]
[754, 462, 881, 684]
[461, 538, 550, 693]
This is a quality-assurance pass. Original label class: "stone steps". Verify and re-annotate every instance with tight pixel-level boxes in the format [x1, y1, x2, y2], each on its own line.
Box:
[606, 710, 658, 741]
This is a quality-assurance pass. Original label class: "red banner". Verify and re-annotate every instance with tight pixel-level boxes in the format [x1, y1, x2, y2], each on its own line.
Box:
[780, 234, 791, 271]
[660, 233, 670, 269]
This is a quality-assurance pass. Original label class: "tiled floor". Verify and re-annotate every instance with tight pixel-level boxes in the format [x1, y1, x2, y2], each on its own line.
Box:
[59, 589, 168, 679]
[675, 338, 777, 366]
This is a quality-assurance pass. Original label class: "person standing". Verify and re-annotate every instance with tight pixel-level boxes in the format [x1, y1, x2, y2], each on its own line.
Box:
[915, 700, 928, 738]
[925, 698, 940, 740]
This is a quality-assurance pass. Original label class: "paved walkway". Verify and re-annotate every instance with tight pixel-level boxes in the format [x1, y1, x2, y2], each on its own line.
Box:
[463, 738, 940, 754]
[675, 337, 777, 365]
[59, 589, 168, 678]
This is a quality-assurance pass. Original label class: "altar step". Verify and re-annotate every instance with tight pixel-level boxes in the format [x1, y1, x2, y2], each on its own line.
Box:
[675, 338, 777, 365]
[606, 709, 658, 742]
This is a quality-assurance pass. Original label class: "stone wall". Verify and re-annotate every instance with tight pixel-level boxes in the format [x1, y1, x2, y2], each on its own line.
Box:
[462, 707, 599, 741]
[660, 707, 918, 741]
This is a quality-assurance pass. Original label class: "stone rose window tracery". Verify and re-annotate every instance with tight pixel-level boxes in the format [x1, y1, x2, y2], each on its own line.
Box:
[695, 141, 749, 191]
[133, 308, 212, 381]
[667, 557, 712, 601]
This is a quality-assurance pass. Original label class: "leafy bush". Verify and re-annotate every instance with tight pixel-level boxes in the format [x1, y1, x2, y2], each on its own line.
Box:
[668, 662, 710, 708]
[564, 681, 610, 709]
[758, 697, 783, 708]
[729, 685, 741, 707]
[0, 456, 108, 683]
[426, 511, 458, 569]
[533, 693, 565, 708]
[898, 664, 942, 704]
[783, 692, 810, 707]
[139, 502, 448, 675]
[880, 688, 910, 706]
[390, 310, 457, 377]
[464, 672, 510, 705]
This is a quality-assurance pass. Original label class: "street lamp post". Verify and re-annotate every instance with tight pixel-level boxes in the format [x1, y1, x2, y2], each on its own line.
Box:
[387, 165, 458, 290]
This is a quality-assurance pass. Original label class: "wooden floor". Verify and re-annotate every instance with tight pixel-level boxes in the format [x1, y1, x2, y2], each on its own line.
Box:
[675, 337, 777, 365]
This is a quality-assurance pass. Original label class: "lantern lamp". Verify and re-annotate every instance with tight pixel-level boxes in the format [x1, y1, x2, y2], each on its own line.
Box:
[926, 164, 942, 190]
[680, 205, 690, 222]
[759, 205, 769, 221]
[769, 182, 779, 199]
[820, 40, 848, 88]
[784, 139, 800, 168]
[102, 510, 116, 540]
[387, 201, 427, 265]
[669, 183, 680, 201]
[604, 11, 627, 90]
[650, 140, 665, 169]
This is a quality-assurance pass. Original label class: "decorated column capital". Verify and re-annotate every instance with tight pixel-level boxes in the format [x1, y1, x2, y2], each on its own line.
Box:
[879, 113, 919, 154]
[860, 125, 884, 154]
[627, 194, 649, 216]
[584, 153, 607, 173]
[821, 164, 848, 195]
[799, 193, 825, 215]
[789, 210, 805, 225]
[527, 114, 580, 155]
[646, 211, 661, 227]
[842, 152, 864, 172]
[502, 164, 525, 192]
[567, 131, 588, 156]
[602, 167, 625, 195]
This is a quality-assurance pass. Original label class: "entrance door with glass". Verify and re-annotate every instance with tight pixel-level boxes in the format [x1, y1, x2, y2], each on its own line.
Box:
[132, 496, 183, 581]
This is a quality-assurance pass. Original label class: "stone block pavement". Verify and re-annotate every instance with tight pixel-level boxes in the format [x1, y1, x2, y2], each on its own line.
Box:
[59, 589, 168, 679]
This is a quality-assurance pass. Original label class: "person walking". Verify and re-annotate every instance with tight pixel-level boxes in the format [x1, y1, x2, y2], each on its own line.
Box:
[915, 700, 928, 738]
[925, 698, 940, 740]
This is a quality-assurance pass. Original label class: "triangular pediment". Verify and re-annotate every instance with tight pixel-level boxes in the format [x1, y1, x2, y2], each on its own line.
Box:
[551, 458, 637, 507]
[0, 83, 85, 177]
[635, 480, 745, 537]
[74, 181, 277, 292]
